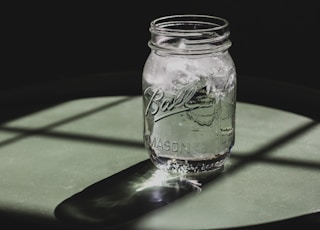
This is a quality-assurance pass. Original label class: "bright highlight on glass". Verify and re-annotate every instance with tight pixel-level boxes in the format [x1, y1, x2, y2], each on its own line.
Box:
[143, 15, 237, 174]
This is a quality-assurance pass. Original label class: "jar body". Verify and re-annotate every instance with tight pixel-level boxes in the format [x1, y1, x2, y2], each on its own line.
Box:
[142, 15, 236, 174]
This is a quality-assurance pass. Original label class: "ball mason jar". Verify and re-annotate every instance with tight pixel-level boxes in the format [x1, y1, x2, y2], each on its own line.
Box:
[142, 15, 236, 174]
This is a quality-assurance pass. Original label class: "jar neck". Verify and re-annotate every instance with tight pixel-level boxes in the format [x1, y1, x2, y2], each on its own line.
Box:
[149, 14, 231, 55]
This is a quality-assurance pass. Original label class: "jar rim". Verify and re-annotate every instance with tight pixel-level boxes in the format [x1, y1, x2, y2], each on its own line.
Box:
[150, 14, 229, 34]
[149, 14, 231, 55]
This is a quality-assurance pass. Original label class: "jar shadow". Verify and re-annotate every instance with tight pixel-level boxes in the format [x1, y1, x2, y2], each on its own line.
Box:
[54, 159, 223, 229]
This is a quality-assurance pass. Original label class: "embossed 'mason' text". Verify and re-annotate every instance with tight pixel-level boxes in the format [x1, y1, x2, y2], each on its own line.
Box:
[150, 137, 190, 153]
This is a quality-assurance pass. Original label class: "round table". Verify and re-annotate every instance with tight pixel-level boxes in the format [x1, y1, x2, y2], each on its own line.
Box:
[0, 75, 319, 229]
[0, 73, 320, 229]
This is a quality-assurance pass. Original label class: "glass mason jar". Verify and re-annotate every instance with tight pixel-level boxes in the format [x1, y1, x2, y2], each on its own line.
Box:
[142, 15, 236, 174]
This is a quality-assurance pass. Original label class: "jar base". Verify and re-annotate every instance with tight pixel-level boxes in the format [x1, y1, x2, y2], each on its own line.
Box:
[149, 151, 230, 175]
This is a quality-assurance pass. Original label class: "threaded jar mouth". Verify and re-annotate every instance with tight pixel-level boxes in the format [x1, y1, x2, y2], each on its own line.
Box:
[149, 14, 231, 55]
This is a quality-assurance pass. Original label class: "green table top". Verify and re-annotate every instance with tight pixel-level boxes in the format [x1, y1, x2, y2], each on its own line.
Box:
[0, 96, 319, 229]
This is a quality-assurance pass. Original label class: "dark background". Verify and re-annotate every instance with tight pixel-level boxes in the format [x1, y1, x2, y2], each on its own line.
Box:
[3, 1, 319, 92]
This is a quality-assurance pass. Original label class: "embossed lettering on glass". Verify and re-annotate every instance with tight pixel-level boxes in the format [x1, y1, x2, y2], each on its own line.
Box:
[142, 15, 237, 174]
